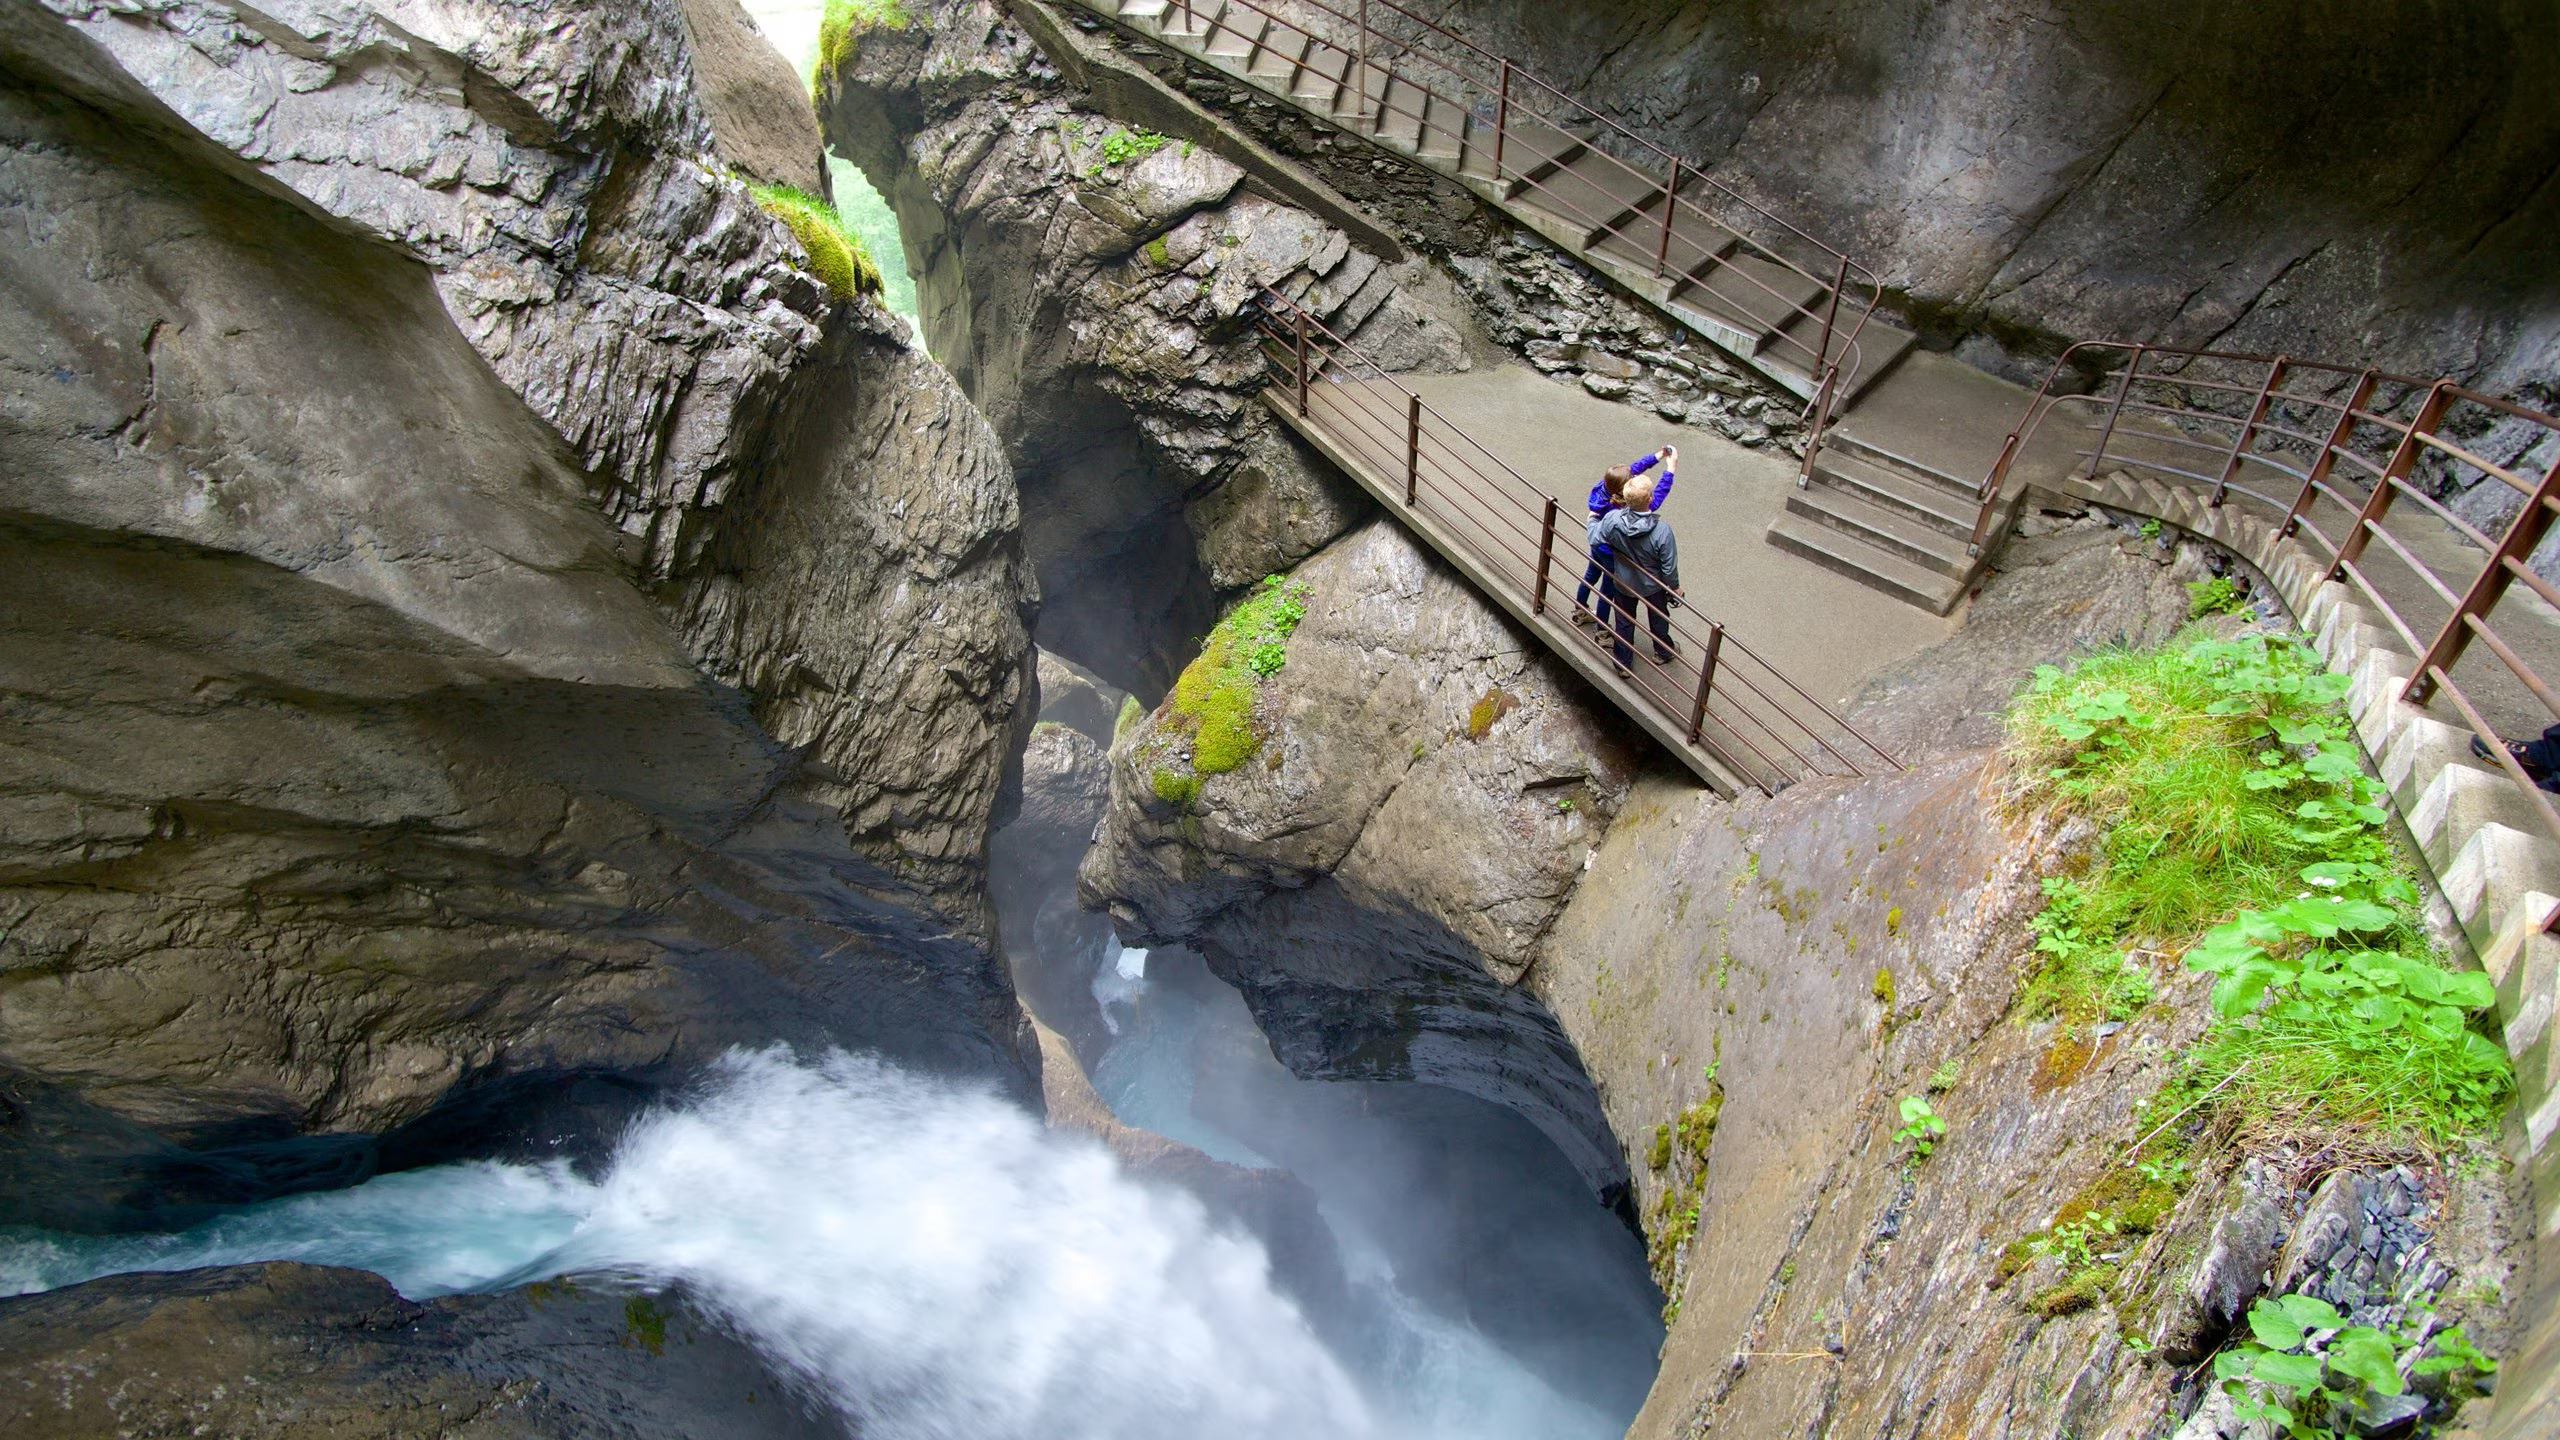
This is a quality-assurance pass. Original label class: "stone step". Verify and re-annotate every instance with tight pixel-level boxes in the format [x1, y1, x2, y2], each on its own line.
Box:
[1809, 448, 1979, 533]
[1765, 513, 1968, 615]
[1786, 486, 1974, 577]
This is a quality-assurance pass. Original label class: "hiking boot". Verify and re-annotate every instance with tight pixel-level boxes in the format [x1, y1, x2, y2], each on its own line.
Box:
[2474, 733, 2551, 781]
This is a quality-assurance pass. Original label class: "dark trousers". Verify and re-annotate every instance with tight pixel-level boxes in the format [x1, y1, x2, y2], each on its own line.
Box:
[2522, 725, 2560, 784]
[1606, 579, 1675, 668]
[1575, 559, 1612, 626]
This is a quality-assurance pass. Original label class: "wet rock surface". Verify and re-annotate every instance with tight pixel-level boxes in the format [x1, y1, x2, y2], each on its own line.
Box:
[14, 0, 1037, 919]
[0, 0, 1034, 1231]
[0, 1263, 828, 1439]
[1388, 0, 2560, 389]
[1080, 518, 1654, 1193]
[821, 0, 1486, 692]
[1845, 515, 2208, 757]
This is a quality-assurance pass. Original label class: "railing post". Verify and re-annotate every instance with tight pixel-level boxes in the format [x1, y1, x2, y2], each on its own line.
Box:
[1970, 432, 2022, 556]
[2285, 368, 2377, 539]
[1796, 366, 1837, 490]
[1532, 497, 1558, 615]
[1492, 59, 1510, 180]
[1685, 623, 1724, 744]
[2085, 346, 2146, 481]
[2404, 450, 2560, 704]
[1356, 0, 1368, 123]
[1814, 255, 1847, 379]
[1404, 392, 1420, 506]
[1654, 159, 1679, 277]
[2332, 381, 2452, 580]
[1294, 309, 1310, 417]
[2210, 357, 2289, 508]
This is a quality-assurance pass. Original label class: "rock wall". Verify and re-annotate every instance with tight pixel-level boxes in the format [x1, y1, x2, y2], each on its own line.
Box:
[1392, 0, 2560, 391]
[1079, 518, 1656, 1196]
[0, 1263, 827, 1439]
[1, 0, 1038, 1228]
[16, 0, 1037, 918]
[819, 0, 1487, 694]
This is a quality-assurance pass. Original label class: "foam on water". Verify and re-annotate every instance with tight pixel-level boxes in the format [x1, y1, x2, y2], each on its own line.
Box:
[0, 1047, 1617, 1440]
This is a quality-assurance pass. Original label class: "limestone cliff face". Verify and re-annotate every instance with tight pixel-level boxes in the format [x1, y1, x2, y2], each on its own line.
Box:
[1079, 518, 1652, 1194]
[18, 0, 1036, 915]
[0, 0, 1035, 1225]
[819, 0, 1486, 693]
[1400, 0, 2560, 389]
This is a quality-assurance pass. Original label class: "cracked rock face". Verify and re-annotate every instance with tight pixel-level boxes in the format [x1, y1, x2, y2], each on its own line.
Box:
[1078, 518, 1650, 1193]
[22, 0, 1038, 917]
[1393, 0, 2560, 388]
[0, 0, 1035, 1227]
[821, 0, 1482, 693]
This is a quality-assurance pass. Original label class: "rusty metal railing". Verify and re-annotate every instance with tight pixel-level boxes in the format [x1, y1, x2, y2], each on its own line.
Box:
[1976, 342, 2560, 856]
[1252, 287, 1899, 793]
[1094, 0, 1881, 396]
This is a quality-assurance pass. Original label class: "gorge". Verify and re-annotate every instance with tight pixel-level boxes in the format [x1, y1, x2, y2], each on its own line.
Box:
[2, 1, 2556, 1438]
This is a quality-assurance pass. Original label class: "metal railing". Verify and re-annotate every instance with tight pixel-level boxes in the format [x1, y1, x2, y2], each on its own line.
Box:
[1101, 0, 1882, 392]
[1977, 342, 2560, 853]
[1253, 287, 1899, 794]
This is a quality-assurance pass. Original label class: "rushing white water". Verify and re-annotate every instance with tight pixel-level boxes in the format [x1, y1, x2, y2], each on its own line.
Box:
[2, 1048, 1375, 1440]
[0, 1046, 1629, 1440]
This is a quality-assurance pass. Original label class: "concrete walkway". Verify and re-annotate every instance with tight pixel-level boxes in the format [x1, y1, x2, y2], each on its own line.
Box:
[1406, 365, 1956, 711]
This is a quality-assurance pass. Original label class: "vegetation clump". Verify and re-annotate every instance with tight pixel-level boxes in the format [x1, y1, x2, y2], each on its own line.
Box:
[749, 184, 883, 301]
[1893, 1095, 1945, 1158]
[1645, 1069, 1723, 1320]
[2004, 631, 2507, 1148]
[1466, 687, 1517, 740]
[2188, 574, 2252, 619]
[816, 0, 910, 83]
[1163, 576, 1310, 777]
[2215, 1293, 2494, 1438]
[623, 1294, 669, 1355]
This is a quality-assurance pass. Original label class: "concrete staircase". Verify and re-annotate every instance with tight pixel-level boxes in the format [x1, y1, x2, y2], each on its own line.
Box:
[1767, 434, 2010, 615]
[1062, 0, 1918, 407]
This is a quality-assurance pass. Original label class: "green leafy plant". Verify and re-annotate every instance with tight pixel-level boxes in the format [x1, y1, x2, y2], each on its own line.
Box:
[2188, 574, 2252, 618]
[816, 0, 911, 84]
[2214, 1294, 2493, 1438]
[1926, 1058, 1960, 1093]
[2006, 632, 2507, 1145]
[748, 185, 883, 301]
[1893, 1095, 1946, 1157]
[2140, 517, 2164, 541]
[1085, 126, 1171, 176]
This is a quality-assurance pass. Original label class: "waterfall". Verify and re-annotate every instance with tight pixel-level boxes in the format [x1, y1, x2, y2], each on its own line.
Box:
[1, 1046, 1618, 1440]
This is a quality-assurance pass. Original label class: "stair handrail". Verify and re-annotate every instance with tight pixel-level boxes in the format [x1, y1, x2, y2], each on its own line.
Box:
[1251, 285, 1902, 791]
[1977, 339, 2560, 862]
[1114, 0, 1882, 388]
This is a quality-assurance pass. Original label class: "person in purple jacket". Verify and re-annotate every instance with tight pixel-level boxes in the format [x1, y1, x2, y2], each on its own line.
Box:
[1575, 445, 1676, 632]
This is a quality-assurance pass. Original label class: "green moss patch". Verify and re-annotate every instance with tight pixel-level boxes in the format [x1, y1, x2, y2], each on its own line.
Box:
[1165, 576, 1310, 777]
[1645, 1082, 1724, 1319]
[1466, 687, 1518, 740]
[816, 0, 910, 83]
[749, 185, 883, 302]
[624, 1294, 669, 1355]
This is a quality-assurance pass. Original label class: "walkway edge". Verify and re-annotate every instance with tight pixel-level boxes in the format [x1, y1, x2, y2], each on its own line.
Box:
[1264, 391, 1748, 795]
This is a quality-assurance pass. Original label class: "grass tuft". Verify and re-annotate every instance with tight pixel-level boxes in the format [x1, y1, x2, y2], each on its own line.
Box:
[2004, 630, 2508, 1148]
[816, 0, 911, 85]
[749, 185, 883, 302]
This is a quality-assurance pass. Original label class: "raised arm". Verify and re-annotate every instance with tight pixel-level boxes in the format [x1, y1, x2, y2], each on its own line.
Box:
[1644, 445, 1678, 509]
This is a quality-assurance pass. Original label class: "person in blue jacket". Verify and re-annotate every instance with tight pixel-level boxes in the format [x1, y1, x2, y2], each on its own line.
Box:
[1575, 446, 1675, 633]
[1593, 465, 1683, 675]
